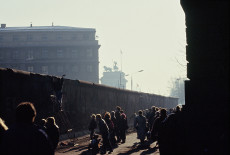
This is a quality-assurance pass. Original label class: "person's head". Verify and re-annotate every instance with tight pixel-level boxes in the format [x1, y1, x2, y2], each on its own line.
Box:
[138, 110, 143, 115]
[155, 111, 160, 117]
[121, 113, 126, 119]
[151, 106, 156, 112]
[120, 110, 124, 114]
[39, 118, 46, 127]
[0, 117, 8, 134]
[96, 114, 102, 121]
[16, 102, 36, 124]
[104, 112, 111, 120]
[93, 134, 99, 139]
[160, 108, 167, 117]
[46, 117, 57, 127]
[116, 106, 121, 111]
[175, 105, 181, 113]
[156, 107, 159, 112]
[111, 111, 115, 117]
[91, 114, 96, 119]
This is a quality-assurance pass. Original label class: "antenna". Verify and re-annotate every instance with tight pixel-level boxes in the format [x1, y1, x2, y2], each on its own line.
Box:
[120, 50, 123, 72]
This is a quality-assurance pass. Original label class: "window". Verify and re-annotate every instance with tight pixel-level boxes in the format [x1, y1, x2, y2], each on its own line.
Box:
[56, 34, 63, 40]
[88, 33, 94, 40]
[20, 65, 25, 70]
[27, 34, 33, 40]
[41, 34, 48, 40]
[0, 35, 3, 42]
[57, 50, 63, 58]
[42, 66, 48, 74]
[27, 50, 33, 60]
[77, 34, 83, 40]
[71, 49, 78, 58]
[6, 52, 11, 59]
[72, 65, 79, 72]
[84, 34, 90, 40]
[12, 35, 19, 41]
[42, 49, 48, 58]
[0, 51, 3, 59]
[87, 65, 93, 72]
[57, 65, 64, 72]
[71, 35, 77, 40]
[12, 51, 19, 59]
[28, 66, 34, 72]
[86, 49, 93, 57]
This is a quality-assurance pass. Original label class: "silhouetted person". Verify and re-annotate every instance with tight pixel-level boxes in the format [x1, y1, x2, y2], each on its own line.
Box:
[165, 105, 183, 154]
[110, 111, 117, 144]
[148, 106, 156, 131]
[88, 114, 97, 140]
[151, 108, 168, 155]
[104, 112, 116, 146]
[0, 117, 8, 145]
[38, 118, 47, 132]
[120, 111, 128, 143]
[96, 114, 113, 154]
[134, 110, 147, 144]
[115, 106, 122, 142]
[0, 102, 53, 155]
[88, 134, 101, 155]
[45, 117, 60, 151]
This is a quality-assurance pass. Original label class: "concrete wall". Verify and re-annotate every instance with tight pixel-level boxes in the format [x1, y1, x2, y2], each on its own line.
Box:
[0, 67, 178, 134]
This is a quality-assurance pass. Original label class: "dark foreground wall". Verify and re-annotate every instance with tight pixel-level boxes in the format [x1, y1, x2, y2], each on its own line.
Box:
[0, 67, 178, 133]
[0, 68, 63, 129]
[181, 0, 230, 154]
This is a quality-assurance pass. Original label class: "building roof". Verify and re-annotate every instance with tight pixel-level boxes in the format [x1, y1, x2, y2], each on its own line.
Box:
[0, 25, 95, 32]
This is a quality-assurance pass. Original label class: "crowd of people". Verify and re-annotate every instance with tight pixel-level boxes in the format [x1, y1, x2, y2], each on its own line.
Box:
[0, 102, 60, 155]
[88, 105, 183, 155]
[134, 105, 184, 155]
[0, 102, 183, 155]
[88, 106, 129, 154]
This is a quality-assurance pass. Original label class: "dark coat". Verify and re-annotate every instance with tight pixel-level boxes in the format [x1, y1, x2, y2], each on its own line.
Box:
[151, 115, 167, 141]
[88, 118, 97, 131]
[115, 111, 121, 127]
[148, 111, 155, 130]
[134, 115, 147, 140]
[104, 118, 114, 132]
[46, 124, 59, 150]
[120, 114, 128, 131]
[0, 123, 53, 155]
[111, 116, 117, 129]
[98, 119, 109, 136]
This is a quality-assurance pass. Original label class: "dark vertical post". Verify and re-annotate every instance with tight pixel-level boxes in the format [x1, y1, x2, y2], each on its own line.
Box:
[181, 0, 230, 154]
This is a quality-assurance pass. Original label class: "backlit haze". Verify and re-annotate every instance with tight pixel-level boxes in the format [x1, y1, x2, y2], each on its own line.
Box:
[0, 0, 186, 96]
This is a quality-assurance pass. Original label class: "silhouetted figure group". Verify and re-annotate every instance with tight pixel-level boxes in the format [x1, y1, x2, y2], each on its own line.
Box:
[134, 105, 184, 155]
[0, 102, 60, 155]
[134, 110, 147, 144]
[88, 106, 128, 154]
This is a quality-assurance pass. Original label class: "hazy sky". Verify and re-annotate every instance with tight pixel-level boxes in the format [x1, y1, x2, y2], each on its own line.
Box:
[0, 0, 187, 96]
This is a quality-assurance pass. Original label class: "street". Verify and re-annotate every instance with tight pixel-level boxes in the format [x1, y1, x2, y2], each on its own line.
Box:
[56, 132, 159, 155]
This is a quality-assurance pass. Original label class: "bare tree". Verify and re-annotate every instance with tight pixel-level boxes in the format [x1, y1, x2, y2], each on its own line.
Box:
[169, 77, 185, 105]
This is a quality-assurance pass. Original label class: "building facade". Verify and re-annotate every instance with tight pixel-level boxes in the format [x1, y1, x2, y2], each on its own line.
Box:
[0, 24, 100, 83]
[100, 63, 128, 89]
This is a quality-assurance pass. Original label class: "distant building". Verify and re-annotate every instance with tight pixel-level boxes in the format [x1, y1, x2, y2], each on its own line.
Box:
[100, 62, 128, 89]
[0, 24, 100, 83]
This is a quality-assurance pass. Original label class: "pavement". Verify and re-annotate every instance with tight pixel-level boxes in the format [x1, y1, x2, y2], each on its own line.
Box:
[56, 132, 160, 155]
